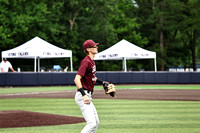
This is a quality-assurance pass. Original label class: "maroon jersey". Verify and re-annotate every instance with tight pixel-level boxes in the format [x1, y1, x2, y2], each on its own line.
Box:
[77, 56, 96, 92]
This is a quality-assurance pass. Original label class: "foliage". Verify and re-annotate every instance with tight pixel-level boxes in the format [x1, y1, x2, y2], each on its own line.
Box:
[0, 0, 199, 71]
[135, 0, 200, 70]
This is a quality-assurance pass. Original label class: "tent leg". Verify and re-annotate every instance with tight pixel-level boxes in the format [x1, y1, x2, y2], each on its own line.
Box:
[124, 57, 127, 72]
[34, 57, 37, 72]
[38, 58, 40, 72]
[70, 56, 73, 72]
[122, 59, 124, 70]
[154, 58, 157, 72]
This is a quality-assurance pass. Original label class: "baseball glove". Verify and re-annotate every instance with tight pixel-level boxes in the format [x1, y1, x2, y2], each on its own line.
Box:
[103, 81, 116, 97]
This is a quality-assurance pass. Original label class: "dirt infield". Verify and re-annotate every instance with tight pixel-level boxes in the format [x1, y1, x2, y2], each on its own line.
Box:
[1, 89, 200, 128]
[1, 89, 200, 101]
[0, 110, 85, 128]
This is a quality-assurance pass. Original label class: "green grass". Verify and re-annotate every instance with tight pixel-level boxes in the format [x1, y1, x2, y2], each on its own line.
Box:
[0, 85, 200, 94]
[0, 86, 76, 94]
[1, 85, 200, 133]
[1, 98, 200, 133]
[112, 85, 200, 90]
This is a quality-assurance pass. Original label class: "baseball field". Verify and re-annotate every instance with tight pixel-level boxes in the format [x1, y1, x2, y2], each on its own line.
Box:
[0, 85, 200, 133]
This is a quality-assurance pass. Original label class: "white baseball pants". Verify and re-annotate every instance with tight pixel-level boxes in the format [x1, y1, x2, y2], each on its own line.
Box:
[75, 91, 99, 133]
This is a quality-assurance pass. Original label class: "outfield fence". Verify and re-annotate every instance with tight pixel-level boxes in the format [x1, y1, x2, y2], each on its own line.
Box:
[0, 72, 200, 86]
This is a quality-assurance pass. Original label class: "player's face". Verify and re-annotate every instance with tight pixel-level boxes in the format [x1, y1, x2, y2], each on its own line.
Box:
[88, 45, 98, 54]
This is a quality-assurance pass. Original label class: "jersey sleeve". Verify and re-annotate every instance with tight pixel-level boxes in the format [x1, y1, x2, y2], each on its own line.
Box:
[77, 60, 88, 77]
[8, 62, 12, 68]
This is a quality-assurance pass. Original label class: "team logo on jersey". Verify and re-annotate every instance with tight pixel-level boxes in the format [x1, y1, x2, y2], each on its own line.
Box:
[92, 65, 96, 81]
[92, 65, 96, 73]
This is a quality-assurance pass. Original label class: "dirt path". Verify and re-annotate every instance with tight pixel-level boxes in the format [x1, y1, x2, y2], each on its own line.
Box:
[1, 89, 200, 101]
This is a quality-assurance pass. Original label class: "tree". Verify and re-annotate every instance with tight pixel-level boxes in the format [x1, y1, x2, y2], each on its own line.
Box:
[135, 0, 197, 71]
[181, 0, 200, 70]
[1, 0, 199, 71]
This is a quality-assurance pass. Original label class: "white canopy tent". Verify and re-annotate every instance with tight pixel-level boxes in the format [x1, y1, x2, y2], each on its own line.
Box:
[94, 39, 157, 72]
[2, 37, 73, 72]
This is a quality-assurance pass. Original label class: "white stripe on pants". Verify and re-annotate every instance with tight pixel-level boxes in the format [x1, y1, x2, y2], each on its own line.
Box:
[75, 91, 99, 133]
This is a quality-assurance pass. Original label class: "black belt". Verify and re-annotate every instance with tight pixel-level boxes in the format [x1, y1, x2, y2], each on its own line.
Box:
[78, 89, 92, 94]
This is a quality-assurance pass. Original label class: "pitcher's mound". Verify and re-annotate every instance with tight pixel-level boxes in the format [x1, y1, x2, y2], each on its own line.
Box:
[0, 110, 85, 128]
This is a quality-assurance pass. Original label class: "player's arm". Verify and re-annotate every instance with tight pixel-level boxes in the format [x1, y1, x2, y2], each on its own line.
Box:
[74, 75, 83, 89]
[95, 77, 108, 85]
[95, 77, 110, 91]
[74, 75, 90, 104]
[10, 67, 16, 72]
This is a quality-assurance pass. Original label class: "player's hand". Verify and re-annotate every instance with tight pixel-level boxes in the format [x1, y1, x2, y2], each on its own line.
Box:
[83, 95, 90, 104]
[103, 81, 116, 97]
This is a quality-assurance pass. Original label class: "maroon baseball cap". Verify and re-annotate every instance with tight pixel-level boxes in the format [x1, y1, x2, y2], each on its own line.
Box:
[83, 39, 99, 50]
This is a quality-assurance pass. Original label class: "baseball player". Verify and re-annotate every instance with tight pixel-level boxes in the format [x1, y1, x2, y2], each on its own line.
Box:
[74, 39, 116, 133]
